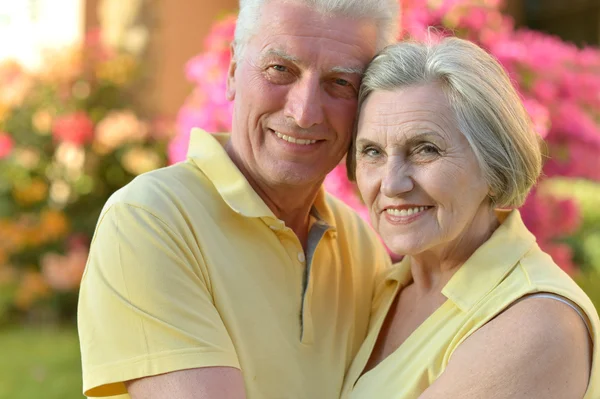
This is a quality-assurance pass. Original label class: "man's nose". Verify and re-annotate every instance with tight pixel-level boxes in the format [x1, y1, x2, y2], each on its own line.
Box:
[381, 157, 414, 198]
[284, 74, 324, 129]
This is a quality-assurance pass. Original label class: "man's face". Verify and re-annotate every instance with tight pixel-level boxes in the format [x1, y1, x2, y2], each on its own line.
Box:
[226, 1, 378, 189]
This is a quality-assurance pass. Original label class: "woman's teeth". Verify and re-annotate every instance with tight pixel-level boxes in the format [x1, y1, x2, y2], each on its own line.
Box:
[386, 206, 429, 217]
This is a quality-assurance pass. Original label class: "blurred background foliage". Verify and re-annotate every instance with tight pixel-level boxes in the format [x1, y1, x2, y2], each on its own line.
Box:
[0, 38, 170, 326]
[0, 0, 598, 397]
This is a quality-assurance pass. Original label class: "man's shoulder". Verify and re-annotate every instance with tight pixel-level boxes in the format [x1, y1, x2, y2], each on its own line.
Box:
[101, 160, 214, 225]
[323, 192, 370, 231]
[323, 192, 387, 253]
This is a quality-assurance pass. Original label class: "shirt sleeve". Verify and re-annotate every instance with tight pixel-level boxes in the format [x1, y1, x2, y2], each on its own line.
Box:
[78, 202, 240, 397]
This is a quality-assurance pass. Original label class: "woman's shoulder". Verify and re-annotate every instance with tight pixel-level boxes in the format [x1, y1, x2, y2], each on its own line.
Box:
[516, 242, 597, 316]
[423, 293, 593, 399]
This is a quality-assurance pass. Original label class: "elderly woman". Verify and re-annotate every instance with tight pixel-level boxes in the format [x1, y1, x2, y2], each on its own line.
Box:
[341, 37, 599, 399]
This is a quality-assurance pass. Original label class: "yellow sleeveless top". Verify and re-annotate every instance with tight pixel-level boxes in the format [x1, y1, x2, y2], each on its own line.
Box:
[342, 210, 600, 399]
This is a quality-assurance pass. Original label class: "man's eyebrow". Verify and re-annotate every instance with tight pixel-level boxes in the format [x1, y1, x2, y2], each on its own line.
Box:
[331, 66, 365, 75]
[262, 49, 364, 75]
[262, 48, 301, 63]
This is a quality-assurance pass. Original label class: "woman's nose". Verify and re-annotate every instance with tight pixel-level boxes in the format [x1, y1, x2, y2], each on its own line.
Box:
[381, 157, 414, 198]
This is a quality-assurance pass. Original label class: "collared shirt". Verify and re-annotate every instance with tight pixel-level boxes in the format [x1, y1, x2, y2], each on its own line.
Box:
[78, 128, 391, 398]
[342, 209, 600, 399]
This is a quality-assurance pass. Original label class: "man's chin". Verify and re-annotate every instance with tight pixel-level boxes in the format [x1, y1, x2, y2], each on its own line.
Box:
[263, 165, 329, 189]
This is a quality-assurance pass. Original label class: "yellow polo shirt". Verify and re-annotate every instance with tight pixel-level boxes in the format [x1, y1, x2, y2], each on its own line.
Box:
[342, 209, 600, 399]
[78, 128, 390, 398]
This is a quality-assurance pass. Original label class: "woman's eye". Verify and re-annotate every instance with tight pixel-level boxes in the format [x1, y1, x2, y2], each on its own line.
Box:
[417, 144, 440, 155]
[362, 147, 381, 157]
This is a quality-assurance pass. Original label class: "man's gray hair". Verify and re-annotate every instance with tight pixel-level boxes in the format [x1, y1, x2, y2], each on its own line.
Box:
[233, 0, 399, 59]
[347, 37, 543, 208]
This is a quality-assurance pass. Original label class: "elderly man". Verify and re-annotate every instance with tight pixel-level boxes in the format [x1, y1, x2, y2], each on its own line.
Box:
[78, 0, 398, 398]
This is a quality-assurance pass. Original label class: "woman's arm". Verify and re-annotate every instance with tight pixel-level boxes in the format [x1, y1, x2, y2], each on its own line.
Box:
[420, 297, 591, 399]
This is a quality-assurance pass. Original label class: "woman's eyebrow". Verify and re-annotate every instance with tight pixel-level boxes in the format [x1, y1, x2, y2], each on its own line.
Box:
[356, 138, 379, 147]
[405, 131, 444, 144]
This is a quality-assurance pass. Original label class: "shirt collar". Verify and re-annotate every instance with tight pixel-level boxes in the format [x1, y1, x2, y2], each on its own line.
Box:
[442, 209, 536, 312]
[186, 128, 337, 229]
[382, 209, 536, 312]
[187, 128, 274, 218]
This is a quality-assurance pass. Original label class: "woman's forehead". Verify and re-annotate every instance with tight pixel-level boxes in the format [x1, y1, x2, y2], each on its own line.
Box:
[357, 85, 460, 142]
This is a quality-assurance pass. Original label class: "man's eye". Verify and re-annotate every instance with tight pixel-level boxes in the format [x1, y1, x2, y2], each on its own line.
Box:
[271, 65, 288, 72]
[334, 78, 350, 87]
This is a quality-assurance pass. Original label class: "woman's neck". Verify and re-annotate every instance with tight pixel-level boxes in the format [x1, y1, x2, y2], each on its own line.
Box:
[408, 206, 500, 295]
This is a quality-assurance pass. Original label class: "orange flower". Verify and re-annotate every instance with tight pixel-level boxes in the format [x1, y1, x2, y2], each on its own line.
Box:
[0, 220, 26, 253]
[0, 102, 9, 124]
[12, 178, 48, 206]
[0, 60, 32, 107]
[14, 271, 50, 310]
[39, 209, 70, 241]
[32, 109, 54, 134]
[38, 47, 84, 85]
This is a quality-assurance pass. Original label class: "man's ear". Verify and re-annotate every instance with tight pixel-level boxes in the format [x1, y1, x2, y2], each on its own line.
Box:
[226, 43, 237, 101]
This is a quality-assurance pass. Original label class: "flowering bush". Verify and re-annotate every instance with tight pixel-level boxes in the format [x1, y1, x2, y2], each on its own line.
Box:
[171, 0, 600, 278]
[0, 38, 169, 324]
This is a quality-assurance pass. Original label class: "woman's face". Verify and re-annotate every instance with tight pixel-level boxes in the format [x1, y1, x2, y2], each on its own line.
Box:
[355, 83, 492, 256]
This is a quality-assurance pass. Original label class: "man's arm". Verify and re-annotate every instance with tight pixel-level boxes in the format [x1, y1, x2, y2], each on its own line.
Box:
[420, 297, 591, 399]
[126, 367, 246, 399]
[79, 202, 242, 396]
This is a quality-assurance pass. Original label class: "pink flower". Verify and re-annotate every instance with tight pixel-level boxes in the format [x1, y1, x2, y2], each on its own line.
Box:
[168, 133, 191, 164]
[0, 132, 14, 158]
[185, 51, 229, 85]
[521, 97, 550, 139]
[41, 247, 88, 291]
[531, 80, 558, 104]
[204, 15, 237, 52]
[541, 243, 576, 275]
[52, 112, 95, 145]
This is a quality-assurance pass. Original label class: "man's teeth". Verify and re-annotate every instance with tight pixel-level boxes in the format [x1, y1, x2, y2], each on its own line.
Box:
[275, 131, 317, 145]
[386, 206, 429, 217]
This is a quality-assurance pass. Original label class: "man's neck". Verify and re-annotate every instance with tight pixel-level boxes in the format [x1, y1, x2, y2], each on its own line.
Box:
[225, 143, 322, 248]
[252, 181, 320, 248]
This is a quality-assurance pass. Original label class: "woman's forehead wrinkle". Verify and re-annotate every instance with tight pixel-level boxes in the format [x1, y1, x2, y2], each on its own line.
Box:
[362, 110, 456, 145]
